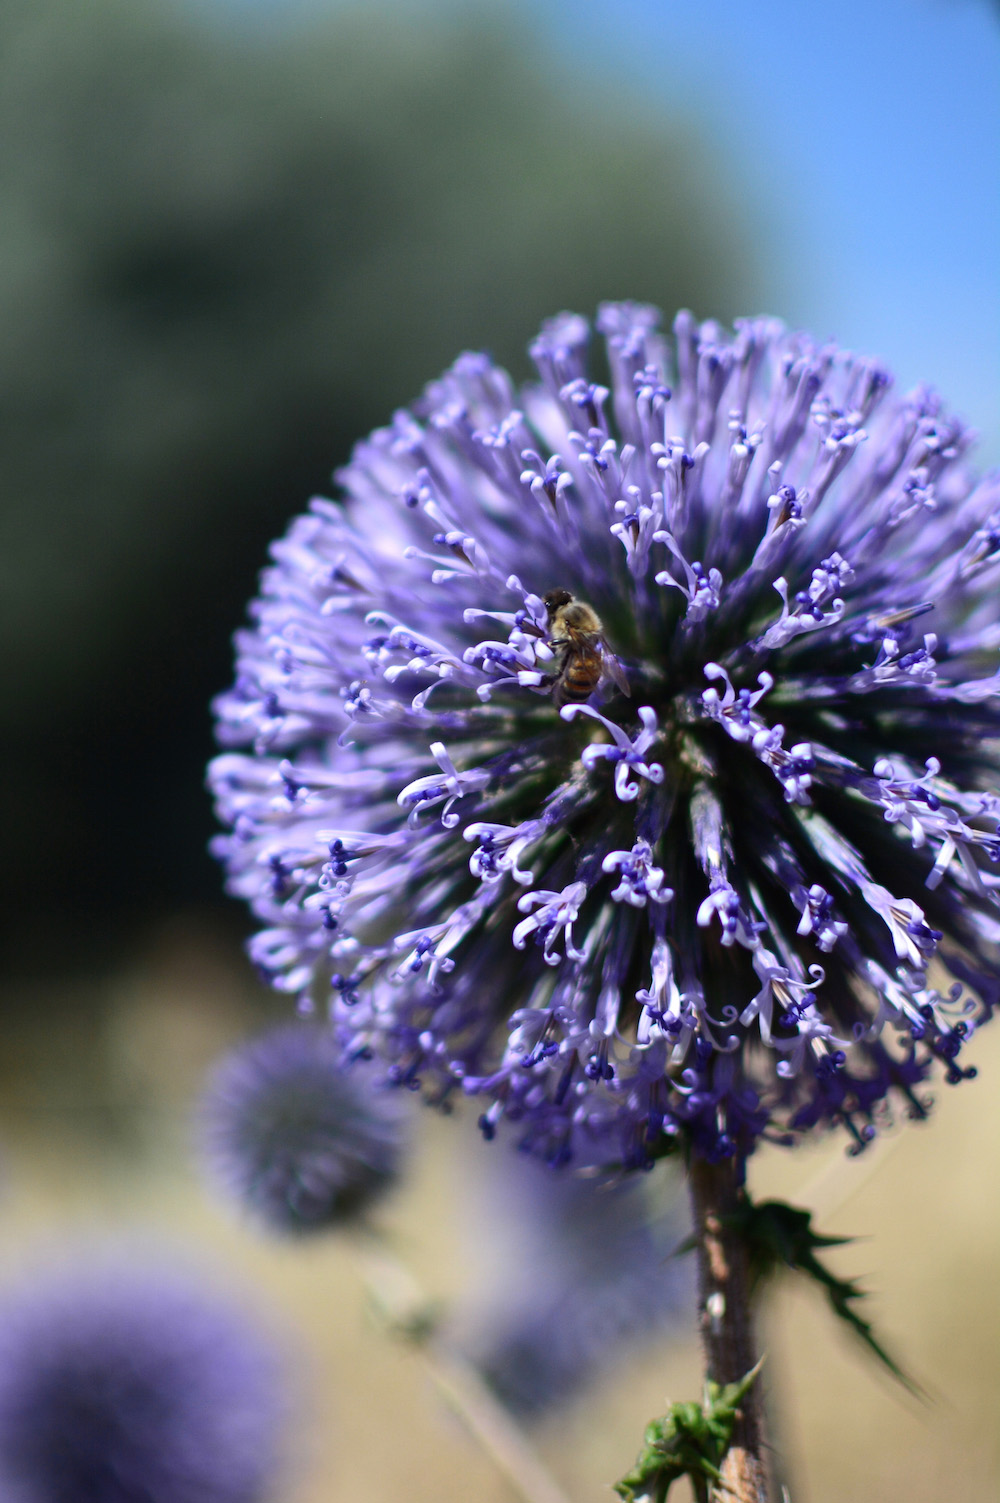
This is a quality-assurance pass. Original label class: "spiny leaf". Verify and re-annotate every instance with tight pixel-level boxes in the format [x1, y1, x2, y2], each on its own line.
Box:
[730, 1198, 923, 1395]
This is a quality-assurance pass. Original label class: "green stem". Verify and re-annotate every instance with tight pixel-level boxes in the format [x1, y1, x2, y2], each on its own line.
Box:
[358, 1236, 573, 1503]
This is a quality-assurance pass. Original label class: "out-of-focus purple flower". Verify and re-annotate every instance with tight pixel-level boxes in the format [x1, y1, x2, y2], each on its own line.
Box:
[454, 1154, 690, 1417]
[202, 1023, 408, 1234]
[0, 1256, 285, 1503]
[209, 305, 1000, 1166]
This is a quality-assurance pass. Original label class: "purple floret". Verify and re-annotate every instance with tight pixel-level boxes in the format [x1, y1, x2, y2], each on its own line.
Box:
[209, 304, 1000, 1166]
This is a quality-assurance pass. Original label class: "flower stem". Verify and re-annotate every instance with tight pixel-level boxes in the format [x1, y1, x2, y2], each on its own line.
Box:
[688, 1154, 771, 1503]
[358, 1236, 573, 1503]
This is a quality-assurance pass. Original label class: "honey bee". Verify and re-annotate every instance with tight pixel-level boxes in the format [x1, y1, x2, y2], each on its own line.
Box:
[542, 588, 631, 708]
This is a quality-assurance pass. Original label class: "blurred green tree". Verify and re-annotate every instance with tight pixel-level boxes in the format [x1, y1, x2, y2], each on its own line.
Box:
[0, 0, 761, 970]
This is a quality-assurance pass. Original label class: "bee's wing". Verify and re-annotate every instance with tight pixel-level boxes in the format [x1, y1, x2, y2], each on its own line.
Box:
[600, 641, 632, 698]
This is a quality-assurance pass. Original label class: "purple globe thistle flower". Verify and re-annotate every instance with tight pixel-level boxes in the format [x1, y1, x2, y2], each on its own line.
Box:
[0, 1256, 285, 1503]
[202, 1023, 409, 1234]
[210, 304, 1000, 1167]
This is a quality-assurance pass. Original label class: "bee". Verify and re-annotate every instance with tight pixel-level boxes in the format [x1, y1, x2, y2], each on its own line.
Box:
[542, 588, 631, 708]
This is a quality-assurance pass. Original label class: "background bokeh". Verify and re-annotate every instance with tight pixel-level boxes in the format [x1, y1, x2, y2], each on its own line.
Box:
[0, 1, 997, 1499]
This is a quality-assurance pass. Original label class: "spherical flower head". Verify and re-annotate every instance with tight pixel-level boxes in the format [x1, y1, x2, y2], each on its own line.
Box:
[210, 304, 1000, 1166]
[202, 1023, 409, 1234]
[0, 1257, 285, 1503]
[456, 1155, 688, 1417]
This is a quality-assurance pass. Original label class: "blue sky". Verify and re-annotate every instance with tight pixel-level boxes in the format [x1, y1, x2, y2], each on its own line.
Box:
[526, 0, 1000, 458]
[205, 0, 1000, 457]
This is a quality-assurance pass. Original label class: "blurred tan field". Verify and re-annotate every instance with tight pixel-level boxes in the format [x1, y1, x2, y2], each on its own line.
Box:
[0, 916, 997, 1503]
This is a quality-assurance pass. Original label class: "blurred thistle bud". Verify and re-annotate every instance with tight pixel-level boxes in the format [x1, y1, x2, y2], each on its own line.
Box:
[456, 1153, 690, 1416]
[201, 1023, 409, 1234]
[0, 1254, 286, 1503]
